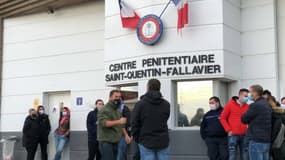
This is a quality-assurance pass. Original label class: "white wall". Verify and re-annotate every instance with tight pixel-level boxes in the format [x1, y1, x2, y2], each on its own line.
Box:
[223, 0, 281, 99]
[105, 0, 281, 100]
[105, 0, 244, 83]
[1, 0, 281, 132]
[223, 0, 242, 88]
[105, 0, 224, 61]
[240, 0, 279, 96]
[1, 1, 107, 132]
[105, 0, 244, 128]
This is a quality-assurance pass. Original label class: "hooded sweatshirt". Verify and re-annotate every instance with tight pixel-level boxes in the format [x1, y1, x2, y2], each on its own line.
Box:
[132, 91, 170, 150]
[220, 96, 249, 135]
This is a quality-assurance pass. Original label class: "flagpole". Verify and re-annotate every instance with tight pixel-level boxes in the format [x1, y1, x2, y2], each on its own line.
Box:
[159, 0, 172, 18]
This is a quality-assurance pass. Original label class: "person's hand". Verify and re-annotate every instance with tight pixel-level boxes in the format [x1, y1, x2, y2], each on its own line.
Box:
[228, 131, 233, 136]
[125, 135, 132, 144]
[118, 117, 127, 125]
[64, 133, 70, 137]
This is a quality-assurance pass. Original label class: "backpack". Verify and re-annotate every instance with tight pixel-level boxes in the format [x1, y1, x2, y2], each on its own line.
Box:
[272, 124, 285, 149]
[272, 116, 285, 149]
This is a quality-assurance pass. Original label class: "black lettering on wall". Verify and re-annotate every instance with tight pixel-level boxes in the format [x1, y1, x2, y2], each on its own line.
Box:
[106, 54, 222, 82]
[208, 54, 215, 63]
[214, 65, 221, 73]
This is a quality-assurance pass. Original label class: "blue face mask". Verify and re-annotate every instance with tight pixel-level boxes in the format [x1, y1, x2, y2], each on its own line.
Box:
[248, 93, 254, 101]
[241, 97, 248, 103]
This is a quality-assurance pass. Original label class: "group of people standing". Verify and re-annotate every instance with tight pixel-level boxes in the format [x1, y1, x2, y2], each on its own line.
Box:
[201, 84, 285, 160]
[22, 82, 285, 160]
[22, 105, 70, 160]
[87, 78, 170, 160]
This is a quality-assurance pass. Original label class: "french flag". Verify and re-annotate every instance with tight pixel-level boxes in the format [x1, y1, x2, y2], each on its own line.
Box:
[118, 0, 140, 29]
[172, 0, 189, 30]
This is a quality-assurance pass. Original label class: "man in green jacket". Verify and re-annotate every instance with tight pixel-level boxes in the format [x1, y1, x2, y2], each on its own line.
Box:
[97, 89, 126, 160]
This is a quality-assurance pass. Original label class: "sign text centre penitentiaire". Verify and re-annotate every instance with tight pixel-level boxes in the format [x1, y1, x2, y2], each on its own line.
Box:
[105, 54, 222, 82]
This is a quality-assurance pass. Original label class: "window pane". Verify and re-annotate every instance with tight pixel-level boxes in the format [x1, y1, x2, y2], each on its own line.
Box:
[120, 86, 138, 110]
[176, 81, 213, 128]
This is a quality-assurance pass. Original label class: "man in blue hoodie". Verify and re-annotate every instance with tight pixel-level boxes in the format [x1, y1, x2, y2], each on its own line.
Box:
[87, 99, 104, 160]
[200, 96, 228, 160]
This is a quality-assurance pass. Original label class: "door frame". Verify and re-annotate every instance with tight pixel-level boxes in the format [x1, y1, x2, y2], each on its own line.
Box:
[42, 90, 71, 160]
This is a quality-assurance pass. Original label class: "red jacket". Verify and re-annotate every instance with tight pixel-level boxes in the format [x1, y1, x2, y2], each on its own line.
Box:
[220, 97, 249, 135]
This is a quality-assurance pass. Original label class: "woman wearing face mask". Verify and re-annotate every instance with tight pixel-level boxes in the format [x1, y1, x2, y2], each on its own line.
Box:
[200, 96, 228, 160]
[54, 107, 70, 160]
[37, 105, 51, 160]
[22, 108, 41, 160]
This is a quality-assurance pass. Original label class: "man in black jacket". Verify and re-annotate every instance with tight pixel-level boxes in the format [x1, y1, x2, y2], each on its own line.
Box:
[22, 108, 41, 160]
[241, 84, 272, 160]
[132, 79, 170, 160]
[87, 99, 104, 160]
[200, 96, 228, 160]
[37, 105, 51, 160]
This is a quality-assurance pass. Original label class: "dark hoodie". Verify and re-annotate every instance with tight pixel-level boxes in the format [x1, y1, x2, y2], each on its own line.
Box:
[132, 91, 170, 150]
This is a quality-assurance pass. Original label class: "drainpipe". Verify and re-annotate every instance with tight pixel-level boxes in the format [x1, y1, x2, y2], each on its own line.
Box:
[0, 18, 3, 135]
[273, 0, 281, 100]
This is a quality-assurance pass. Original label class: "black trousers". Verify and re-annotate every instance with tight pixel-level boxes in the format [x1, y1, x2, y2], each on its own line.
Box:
[99, 142, 118, 160]
[26, 144, 38, 160]
[88, 140, 101, 160]
[39, 141, 48, 160]
[205, 137, 228, 160]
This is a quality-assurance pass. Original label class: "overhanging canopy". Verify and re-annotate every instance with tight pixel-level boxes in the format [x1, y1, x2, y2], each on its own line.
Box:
[0, 0, 96, 18]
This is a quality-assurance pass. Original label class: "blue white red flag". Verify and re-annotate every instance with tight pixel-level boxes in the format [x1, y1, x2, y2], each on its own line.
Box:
[118, 0, 140, 28]
[172, 0, 189, 30]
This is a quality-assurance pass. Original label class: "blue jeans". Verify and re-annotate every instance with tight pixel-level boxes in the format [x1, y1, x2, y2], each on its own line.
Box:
[99, 142, 118, 160]
[249, 141, 270, 160]
[54, 134, 68, 160]
[228, 136, 249, 160]
[117, 137, 127, 160]
[139, 144, 169, 160]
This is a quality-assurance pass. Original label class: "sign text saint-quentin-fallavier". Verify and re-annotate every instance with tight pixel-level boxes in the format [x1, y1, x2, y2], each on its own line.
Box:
[106, 54, 222, 82]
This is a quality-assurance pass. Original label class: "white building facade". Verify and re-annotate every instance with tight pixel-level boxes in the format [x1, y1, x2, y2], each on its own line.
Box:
[0, 0, 285, 159]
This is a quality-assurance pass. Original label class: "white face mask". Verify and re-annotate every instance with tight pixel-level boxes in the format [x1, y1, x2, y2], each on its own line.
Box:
[210, 104, 217, 110]
[39, 110, 44, 114]
[281, 104, 285, 109]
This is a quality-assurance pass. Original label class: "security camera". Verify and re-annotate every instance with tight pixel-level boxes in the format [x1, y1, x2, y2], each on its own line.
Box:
[47, 7, 55, 14]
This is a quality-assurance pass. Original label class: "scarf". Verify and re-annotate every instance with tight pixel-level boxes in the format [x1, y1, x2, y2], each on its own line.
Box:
[60, 107, 70, 125]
